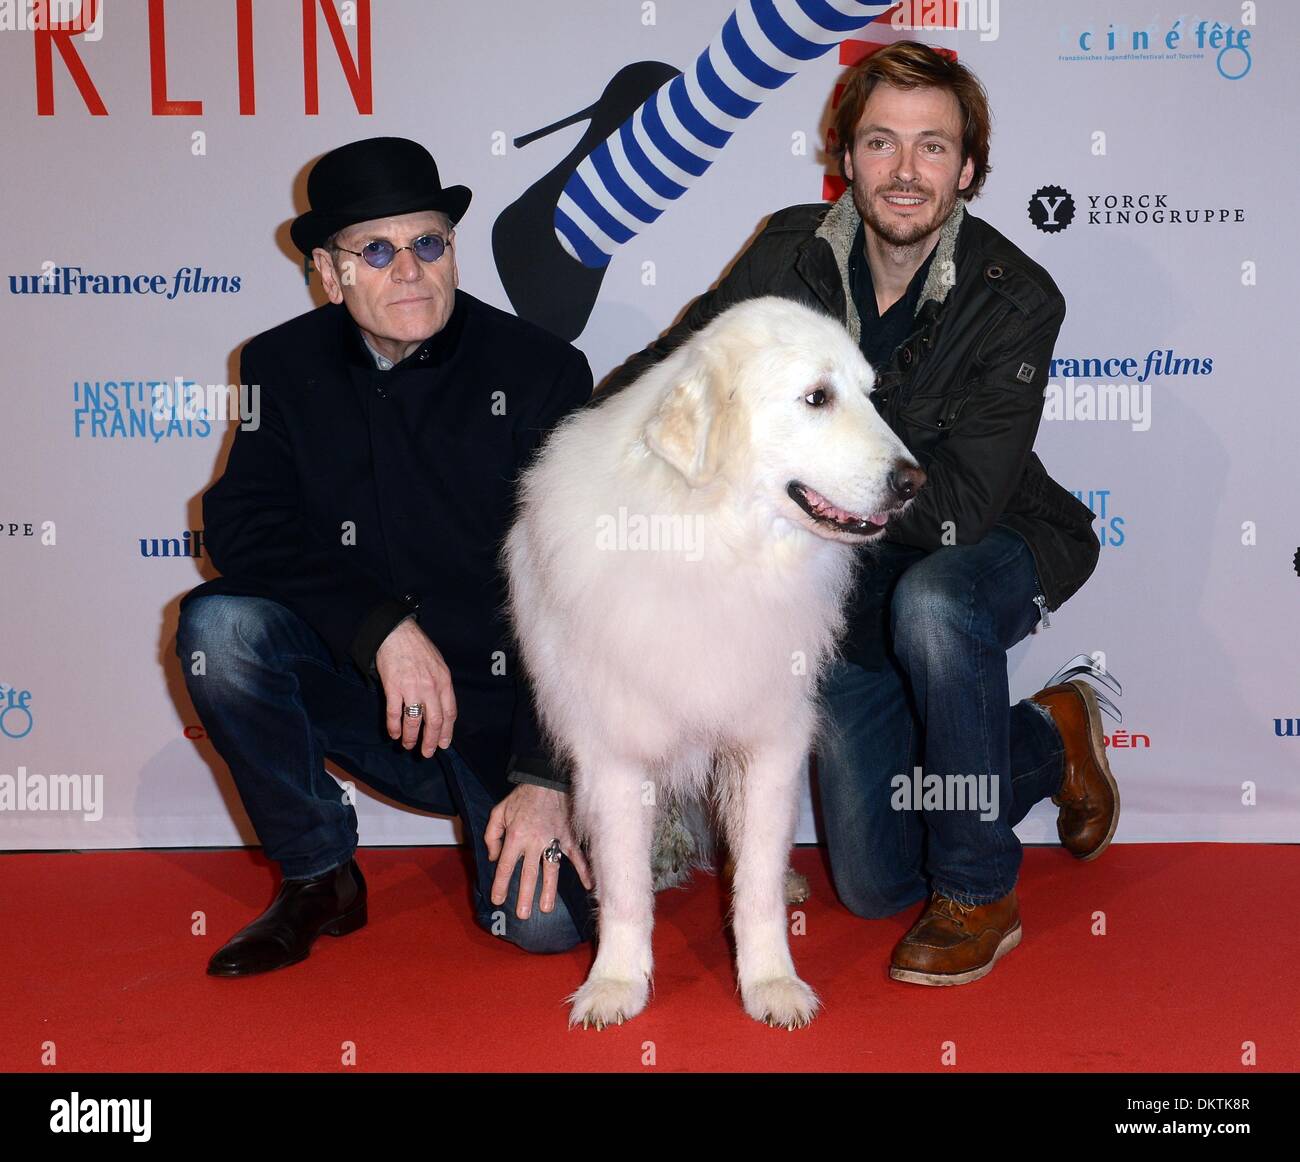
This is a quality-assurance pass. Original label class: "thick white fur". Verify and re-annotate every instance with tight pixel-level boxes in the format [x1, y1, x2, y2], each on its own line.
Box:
[504, 296, 919, 1028]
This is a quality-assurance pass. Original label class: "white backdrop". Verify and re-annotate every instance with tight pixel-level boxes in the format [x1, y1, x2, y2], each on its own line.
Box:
[2, 0, 1296, 852]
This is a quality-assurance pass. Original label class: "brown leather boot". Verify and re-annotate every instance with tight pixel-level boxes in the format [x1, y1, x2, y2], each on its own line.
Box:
[889, 890, 1021, 986]
[1030, 679, 1120, 860]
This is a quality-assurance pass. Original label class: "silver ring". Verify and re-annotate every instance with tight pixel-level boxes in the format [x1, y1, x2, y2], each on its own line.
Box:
[404, 703, 424, 719]
[543, 839, 563, 864]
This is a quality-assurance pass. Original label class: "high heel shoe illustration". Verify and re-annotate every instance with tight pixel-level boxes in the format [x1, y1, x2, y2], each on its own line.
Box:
[493, 60, 680, 342]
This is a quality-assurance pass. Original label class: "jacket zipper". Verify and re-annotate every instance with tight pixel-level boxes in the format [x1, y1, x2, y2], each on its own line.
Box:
[1032, 593, 1052, 628]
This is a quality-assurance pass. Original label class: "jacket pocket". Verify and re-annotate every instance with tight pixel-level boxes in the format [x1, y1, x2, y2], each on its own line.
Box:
[896, 385, 975, 452]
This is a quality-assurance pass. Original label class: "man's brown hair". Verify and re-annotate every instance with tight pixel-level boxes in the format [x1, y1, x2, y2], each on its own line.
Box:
[831, 42, 992, 201]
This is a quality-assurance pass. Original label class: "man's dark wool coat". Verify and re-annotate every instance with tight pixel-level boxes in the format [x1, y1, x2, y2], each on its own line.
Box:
[180, 289, 593, 802]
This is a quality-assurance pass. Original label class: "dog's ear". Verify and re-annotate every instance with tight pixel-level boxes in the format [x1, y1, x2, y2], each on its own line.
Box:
[643, 351, 733, 488]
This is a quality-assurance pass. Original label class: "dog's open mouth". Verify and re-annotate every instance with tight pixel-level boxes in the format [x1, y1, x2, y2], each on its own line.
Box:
[787, 481, 889, 537]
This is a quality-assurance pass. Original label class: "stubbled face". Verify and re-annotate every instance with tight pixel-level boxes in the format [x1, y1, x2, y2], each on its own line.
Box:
[313, 210, 458, 363]
[733, 306, 925, 543]
[843, 82, 975, 248]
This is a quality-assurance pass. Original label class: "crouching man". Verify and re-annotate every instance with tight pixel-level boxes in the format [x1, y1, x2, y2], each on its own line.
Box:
[177, 137, 595, 975]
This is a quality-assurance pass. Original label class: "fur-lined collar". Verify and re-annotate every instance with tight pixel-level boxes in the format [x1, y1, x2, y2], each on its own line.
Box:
[814, 189, 965, 342]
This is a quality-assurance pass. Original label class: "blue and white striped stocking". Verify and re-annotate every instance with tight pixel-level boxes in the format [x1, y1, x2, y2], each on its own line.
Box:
[555, 0, 893, 267]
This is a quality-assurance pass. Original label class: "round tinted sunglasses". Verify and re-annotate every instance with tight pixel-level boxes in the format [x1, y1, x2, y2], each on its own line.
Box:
[333, 233, 449, 269]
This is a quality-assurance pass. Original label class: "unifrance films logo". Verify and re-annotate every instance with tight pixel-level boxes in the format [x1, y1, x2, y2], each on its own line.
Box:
[8, 264, 242, 297]
[1057, 13, 1255, 81]
[139, 530, 205, 559]
[1042, 347, 1214, 433]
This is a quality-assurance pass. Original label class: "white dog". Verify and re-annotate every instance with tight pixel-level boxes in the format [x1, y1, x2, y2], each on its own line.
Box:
[504, 296, 924, 1029]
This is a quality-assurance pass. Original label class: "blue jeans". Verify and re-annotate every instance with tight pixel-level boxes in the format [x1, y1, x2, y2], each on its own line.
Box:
[176, 595, 590, 953]
[815, 526, 1066, 916]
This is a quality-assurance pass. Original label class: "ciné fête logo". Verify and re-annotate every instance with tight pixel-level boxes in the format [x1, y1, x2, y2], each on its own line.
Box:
[1058, 15, 1254, 81]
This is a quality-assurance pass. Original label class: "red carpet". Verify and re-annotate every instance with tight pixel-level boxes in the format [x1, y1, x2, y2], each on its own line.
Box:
[2, 844, 1294, 1073]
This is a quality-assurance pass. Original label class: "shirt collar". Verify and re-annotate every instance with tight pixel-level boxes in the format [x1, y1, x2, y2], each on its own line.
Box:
[361, 334, 395, 371]
[848, 220, 938, 320]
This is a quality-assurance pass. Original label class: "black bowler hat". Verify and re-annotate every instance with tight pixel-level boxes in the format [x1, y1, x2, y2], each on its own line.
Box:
[289, 137, 472, 256]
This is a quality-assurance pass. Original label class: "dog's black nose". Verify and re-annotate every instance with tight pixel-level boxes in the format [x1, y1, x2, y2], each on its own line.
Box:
[889, 463, 926, 502]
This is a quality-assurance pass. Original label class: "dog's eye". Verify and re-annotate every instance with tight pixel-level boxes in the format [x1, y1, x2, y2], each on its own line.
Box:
[804, 388, 829, 407]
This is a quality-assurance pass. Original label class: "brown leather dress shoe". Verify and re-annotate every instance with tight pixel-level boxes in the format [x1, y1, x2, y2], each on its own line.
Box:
[1030, 679, 1120, 860]
[207, 858, 367, 977]
[889, 894, 1019, 993]
[890, 890, 1021, 986]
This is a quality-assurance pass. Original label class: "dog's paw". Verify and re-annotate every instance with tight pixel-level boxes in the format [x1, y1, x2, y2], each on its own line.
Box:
[741, 975, 820, 1030]
[567, 975, 650, 1030]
